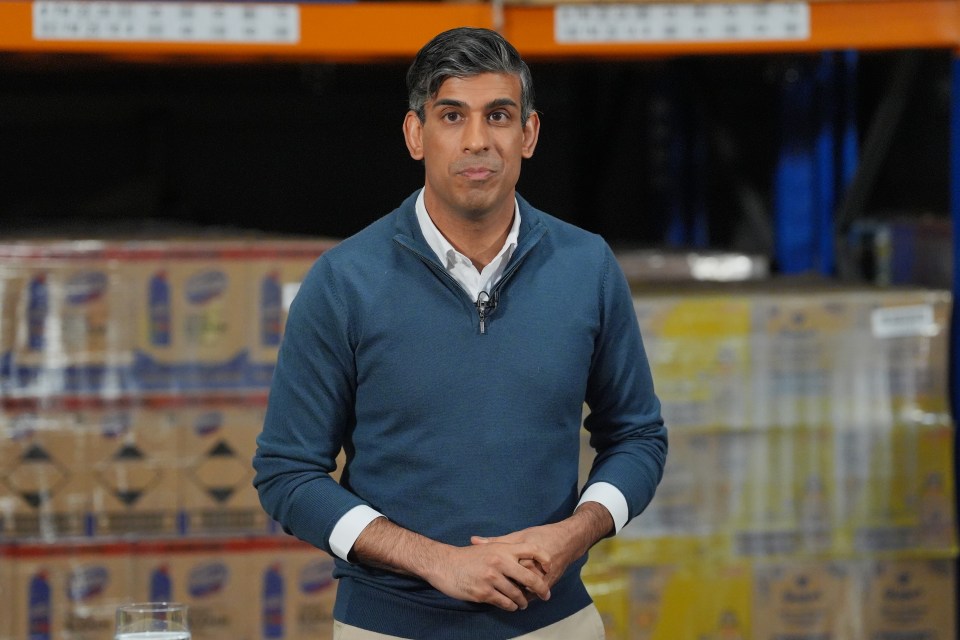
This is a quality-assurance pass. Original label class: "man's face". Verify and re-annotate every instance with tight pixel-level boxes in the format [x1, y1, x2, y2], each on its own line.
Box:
[403, 72, 540, 222]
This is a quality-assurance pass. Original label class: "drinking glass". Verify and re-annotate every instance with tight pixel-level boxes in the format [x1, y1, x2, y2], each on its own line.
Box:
[114, 602, 191, 640]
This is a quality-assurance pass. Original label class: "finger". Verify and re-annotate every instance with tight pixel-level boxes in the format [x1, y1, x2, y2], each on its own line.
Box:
[470, 536, 490, 545]
[503, 559, 551, 602]
[514, 543, 552, 575]
[519, 558, 546, 576]
[493, 575, 532, 611]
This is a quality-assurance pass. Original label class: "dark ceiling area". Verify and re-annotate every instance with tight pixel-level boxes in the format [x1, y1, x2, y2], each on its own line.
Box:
[0, 49, 950, 256]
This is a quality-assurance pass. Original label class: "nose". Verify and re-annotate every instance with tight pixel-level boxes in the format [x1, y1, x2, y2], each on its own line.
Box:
[463, 116, 489, 153]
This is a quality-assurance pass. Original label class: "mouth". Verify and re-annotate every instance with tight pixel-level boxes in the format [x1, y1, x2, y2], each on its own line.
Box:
[458, 166, 496, 181]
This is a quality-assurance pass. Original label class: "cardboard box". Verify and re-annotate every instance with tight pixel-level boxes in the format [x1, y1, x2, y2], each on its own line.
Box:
[752, 560, 850, 639]
[0, 244, 135, 397]
[248, 542, 338, 640]
[617, 428, 726, 564]
[177, 400, 269, 535]
[644, 561, 752, 640]
[0, 265, 25, 396]
[0, 547, 14, 640]
[0, 406, 91, 540]
[583, 561, 630, 640]
[626, 564, 676, 640]
[728, 427, 834, 558]
[857, 558, 956, 640]
[245, 241, 333, 388]
[7, 542, 134, 640]
[83, 403, 180, 538]
[284, 549, 337, 640]
[633, 294, 752, 429]
[145, 540, 259, 640]
[836, 420, 956, 556]
[130, 242, 251, 393]
[750, 292, 855, 429]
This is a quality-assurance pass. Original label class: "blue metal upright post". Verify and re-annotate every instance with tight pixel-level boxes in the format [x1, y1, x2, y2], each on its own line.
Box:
[950, 51, 960, 640]
[774, 61, 817, 274]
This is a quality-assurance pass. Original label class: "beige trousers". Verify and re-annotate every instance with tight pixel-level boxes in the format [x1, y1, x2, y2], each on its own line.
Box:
[332, 603, 605, 640]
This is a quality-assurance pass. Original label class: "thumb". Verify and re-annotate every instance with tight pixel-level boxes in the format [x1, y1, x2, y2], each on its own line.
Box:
[470, 535, 493, 545]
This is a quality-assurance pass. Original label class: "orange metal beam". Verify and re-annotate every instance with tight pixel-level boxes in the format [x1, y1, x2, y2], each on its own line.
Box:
[0, 0, 957, 62]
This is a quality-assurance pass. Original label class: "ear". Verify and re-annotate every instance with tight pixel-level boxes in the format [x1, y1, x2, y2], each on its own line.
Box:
[403, 111, 424, 161]
[521, 111, 541, 159]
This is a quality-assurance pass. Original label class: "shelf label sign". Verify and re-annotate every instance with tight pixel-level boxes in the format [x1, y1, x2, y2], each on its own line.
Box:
[871, 305, 938, 339]
[33, 1, 300, 44]
[555, 3, 810, 44]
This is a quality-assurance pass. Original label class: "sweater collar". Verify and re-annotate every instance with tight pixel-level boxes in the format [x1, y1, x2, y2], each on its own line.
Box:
[393, 190, 546, 262]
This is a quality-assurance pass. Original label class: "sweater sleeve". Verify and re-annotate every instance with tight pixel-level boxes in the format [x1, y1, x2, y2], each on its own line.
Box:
[582, 245, 668, 526]
[252, 256, 368, 556]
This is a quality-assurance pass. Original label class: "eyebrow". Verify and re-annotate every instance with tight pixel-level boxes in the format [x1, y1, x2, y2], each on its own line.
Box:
[432, 97, 519, 110]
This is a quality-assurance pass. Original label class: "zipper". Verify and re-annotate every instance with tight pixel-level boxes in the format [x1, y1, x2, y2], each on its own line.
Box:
[394, 224, 543, 335]
[476, 290, 494, 334]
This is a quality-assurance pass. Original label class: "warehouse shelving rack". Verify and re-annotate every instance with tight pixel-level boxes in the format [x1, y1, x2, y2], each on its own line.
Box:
[2, 0, 960, 631]
[0, 0, 957, 59]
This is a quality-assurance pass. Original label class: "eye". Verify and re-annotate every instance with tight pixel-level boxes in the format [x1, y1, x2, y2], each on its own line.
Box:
[488, 111, 510, 124]
[442, 111, 462, 123]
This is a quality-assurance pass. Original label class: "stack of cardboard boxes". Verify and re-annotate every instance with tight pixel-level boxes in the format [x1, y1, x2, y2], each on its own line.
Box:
[582, 282, 957, 639]
[1, 238, 955, 639]
[0, 236, 339, 640]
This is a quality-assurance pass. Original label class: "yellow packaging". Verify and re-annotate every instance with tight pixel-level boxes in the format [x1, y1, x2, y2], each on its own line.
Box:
[633, 294, 752, 429]
[751, 292, 855, 429]
[616, 428, 725, 564]
[177, 400, 268, 535]
[649, 562, 752, 640]
[916, 425, 957, 552]
[583, 561, 630, 640]
[752, 560, 851, 640]
[728, 426, 834, 558]
[82, 402, 180, 537]
[838, 420, 956, 555]
[0, 406, 91, 539]
[626, 564, 676, 640]
[857, 558, 956, 640]
[863, 289, 951, 421]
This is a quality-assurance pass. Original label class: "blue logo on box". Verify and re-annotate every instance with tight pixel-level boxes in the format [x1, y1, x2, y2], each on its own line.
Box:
[67, 566, 109, 602]
[300, 560, 335, 594]
[66, 271, 108, 305]
[185, 271, 228, 305]
[189, 562, 229, 598]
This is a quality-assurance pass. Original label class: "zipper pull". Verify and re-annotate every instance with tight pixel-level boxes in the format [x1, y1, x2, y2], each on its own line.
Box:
[476, 291, 495, 335]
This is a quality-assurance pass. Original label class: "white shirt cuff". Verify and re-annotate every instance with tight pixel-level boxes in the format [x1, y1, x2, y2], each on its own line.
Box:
[578, 482, 629, 533]
[329, 505, 385, 561]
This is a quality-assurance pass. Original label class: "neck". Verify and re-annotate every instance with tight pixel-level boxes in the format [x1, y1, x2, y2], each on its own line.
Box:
[424, 195, 514, 271]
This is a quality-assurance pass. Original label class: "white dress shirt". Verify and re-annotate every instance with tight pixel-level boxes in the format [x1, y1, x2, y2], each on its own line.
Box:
[328, 189, 629, 561]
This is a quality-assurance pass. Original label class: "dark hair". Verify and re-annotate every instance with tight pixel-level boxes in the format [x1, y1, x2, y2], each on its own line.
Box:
[406, 27, 535, 124]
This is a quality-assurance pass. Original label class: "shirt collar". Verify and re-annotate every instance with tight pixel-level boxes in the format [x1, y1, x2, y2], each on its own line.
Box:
[414, 188, 521, 270]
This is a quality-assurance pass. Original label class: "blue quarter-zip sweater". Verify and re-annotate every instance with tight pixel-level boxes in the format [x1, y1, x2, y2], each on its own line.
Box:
[253, 191, 667, 639]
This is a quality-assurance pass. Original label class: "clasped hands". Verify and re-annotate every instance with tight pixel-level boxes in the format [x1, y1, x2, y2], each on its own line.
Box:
[424, 521, 580, 612]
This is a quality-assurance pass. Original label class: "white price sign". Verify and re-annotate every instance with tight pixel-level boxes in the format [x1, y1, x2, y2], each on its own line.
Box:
[555, 3, 810, 44]
[33, 1, 300, 44]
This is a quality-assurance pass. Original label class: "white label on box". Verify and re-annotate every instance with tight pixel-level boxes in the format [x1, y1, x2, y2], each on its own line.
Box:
[871, 304, 937, 338]
[33, 1, 300, 44]
[282, 282, 301, 312]
[555, 3, 810, 44]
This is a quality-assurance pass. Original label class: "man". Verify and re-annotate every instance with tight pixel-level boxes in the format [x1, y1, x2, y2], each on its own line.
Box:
[253, 26, 667, 639]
